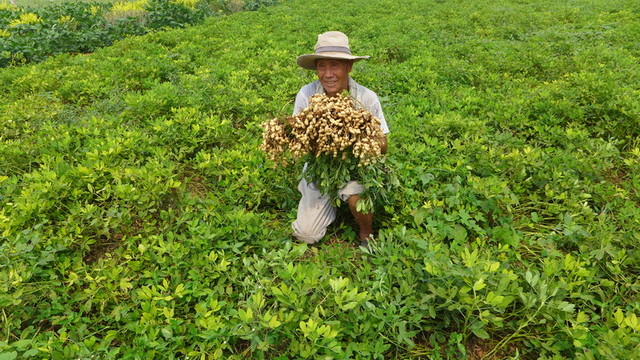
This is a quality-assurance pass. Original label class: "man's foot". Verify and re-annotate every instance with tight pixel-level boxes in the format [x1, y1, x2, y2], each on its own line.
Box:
[359, 235, 374, 253]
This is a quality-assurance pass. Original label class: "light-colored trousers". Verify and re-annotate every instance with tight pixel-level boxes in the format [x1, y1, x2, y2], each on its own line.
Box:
[291, 177, 364, 244]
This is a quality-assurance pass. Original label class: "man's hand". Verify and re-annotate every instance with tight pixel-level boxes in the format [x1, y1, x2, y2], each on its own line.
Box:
[379, 135, 388, 154]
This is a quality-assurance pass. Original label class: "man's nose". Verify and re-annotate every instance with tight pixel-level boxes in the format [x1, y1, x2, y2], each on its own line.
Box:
[323, 69, 334, 78]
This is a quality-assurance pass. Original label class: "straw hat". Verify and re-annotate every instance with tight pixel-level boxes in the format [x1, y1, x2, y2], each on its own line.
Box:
[297, 31, 370, 70]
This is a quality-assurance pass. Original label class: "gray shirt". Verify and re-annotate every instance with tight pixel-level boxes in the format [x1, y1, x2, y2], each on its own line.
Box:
[293, 77, 390, 134]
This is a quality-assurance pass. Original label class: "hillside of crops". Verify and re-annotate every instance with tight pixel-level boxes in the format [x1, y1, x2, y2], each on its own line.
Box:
[1, 0, 639, 358]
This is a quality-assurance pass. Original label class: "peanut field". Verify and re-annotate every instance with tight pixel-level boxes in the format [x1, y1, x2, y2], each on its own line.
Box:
[1, 0, 639, 359]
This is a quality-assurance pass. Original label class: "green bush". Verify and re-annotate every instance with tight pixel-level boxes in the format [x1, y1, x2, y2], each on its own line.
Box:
[145, 0, 209, 30]
[0, 0, 281, 67]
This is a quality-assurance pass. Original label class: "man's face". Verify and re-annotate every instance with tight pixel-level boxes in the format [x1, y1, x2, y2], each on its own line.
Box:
[316, 59, 353, 97]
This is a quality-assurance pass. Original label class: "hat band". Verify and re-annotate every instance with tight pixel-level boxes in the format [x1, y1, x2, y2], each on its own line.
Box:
[315, 46, 352, 55]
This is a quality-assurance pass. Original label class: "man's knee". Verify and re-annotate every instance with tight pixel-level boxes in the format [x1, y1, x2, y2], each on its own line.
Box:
[292, 222, 325, 244]
[293, 233, 323, 244]
[292, 230, 324, 244]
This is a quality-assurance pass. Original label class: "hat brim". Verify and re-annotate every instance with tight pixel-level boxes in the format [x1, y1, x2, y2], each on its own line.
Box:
[297, 52, 370, 70]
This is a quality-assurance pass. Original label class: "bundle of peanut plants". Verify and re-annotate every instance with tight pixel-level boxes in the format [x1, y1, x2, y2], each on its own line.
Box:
[261, 93, 394, 213]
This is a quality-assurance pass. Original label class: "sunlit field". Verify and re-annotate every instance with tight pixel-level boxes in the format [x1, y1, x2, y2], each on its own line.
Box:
[1, 0, 639, 358]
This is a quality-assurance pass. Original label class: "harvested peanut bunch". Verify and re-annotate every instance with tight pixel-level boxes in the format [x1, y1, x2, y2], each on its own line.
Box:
[260, 93, 385, 167]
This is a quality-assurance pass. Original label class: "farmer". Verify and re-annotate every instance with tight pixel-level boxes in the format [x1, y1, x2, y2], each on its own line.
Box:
[291, 31, 390, 248]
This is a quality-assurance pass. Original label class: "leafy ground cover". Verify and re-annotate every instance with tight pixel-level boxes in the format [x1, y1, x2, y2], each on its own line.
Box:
[1, 0, 639, 358]
[7, 0, 127, 8]
[0, 0, 279, 66]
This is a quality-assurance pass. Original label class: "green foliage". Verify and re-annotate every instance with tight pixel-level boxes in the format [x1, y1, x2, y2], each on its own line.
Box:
[1, 0, 639, 358]
[242, 0, 279, 12]
[303, 154, 396, 214]
[145, 0, 208, 30]
[11, 0, 126, 8]
[0, 2, 137, 66]
[0, 0, 281, 67]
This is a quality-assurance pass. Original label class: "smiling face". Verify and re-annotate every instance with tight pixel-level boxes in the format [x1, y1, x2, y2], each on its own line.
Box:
[316, 59, 353, 97]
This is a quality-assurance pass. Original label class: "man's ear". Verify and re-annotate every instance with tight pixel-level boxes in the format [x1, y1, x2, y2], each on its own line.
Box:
[347, 60, 354, 72]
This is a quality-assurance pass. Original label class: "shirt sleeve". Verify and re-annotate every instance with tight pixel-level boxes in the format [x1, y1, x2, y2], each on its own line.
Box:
[293, 81, 319, 115]
[293, 89, 309, 115]
[364, 92, 390, 134]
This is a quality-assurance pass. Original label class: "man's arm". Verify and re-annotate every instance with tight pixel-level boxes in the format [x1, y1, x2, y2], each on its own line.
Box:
[362, 90, 389, 151]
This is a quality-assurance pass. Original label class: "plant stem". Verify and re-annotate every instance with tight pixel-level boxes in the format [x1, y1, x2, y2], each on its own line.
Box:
[480, 301, 545, 360]
[2, 309, 9, 342]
